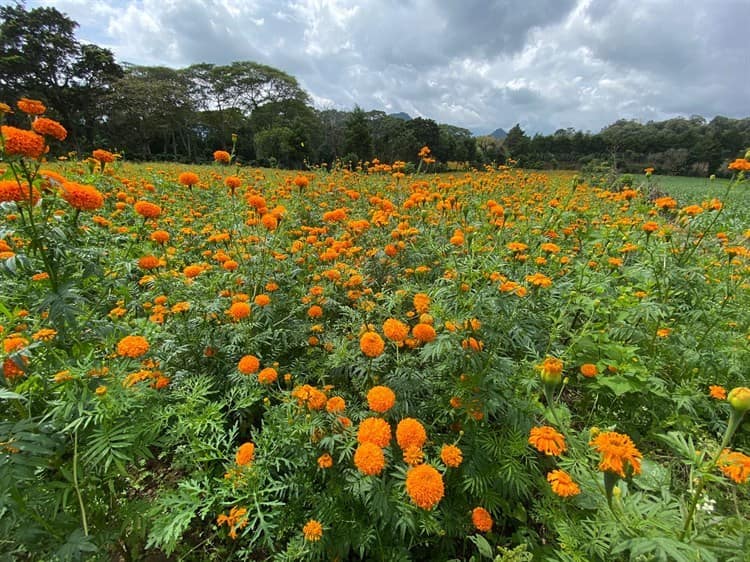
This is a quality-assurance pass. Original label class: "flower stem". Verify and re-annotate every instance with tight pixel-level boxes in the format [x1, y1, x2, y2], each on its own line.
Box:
[73, 430, 89, 536]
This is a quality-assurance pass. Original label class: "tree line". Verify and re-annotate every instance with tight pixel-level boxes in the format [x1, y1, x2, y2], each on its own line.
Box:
[1, 4, 748, 175]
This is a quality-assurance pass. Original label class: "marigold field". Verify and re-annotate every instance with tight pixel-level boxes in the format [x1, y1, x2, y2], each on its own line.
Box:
[2, 106, 750, 561]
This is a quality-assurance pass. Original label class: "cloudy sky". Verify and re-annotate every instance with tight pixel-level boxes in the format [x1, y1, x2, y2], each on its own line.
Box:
[29, 0, 750, 134]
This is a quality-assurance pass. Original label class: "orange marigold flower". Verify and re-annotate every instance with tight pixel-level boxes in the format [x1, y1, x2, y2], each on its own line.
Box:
[307, 305, 323, 319]
[217, 506, 248, 540]
[92, 149, 115, 163]
[506, 241, 528, 253]
[383, 318, 409, 342]
[681, 204, 703, 217]
[151, 230, 170, 244]
[308, 388, 327, 410]
[440, 445, 464, 468]
[440, 444, 463, 468]
[357, 417, 391, 447]
[590, 431, 642, 478]
[17, 98, 46, 114]
[654, 196, 677, 210]
[354, 442, 386, 475]
[238, 355, 260, 374]
[717, 449, 750, 484]
[227, 301, 251, 321]
[3, 336, 28, 353]
[403, 446, 424, 466]
[367, 385, 396, 413]
[396, 418, 427, 450]
[134, 200, 161, 218]
[302, 519, 323, 541]
[360, 331, 385, 358]
[171, 301, 189, 313]
[412, 323, 436, 343]
[0, 179, 37, 204]
[326, 396, 346, 413]
[2, 125, 46, 159]
[728, 158, 750, 172]
[405, 464, 444, 510]
[183, 265, 202, 278]
[225, 175, 241, 190]
[138, 255, 160, 270]
[254, 294, 271, 307]
[317, 453, 333, 469]
[525, 272, 553, 288]
[213, 150, 231, 164]
[32, 117, 67, 141]
[178, 171, 200, 187]
[61, 182, 104, 211]
[293, 175, 309, 188]
[709, 385, 727, 400]
[116, 335, 149, 358]
[261, 213, 278, 230]
[258, 367, 278, 385]
[3, 355, 27, 380]
[528, 426, 567, 456]
[538, 356, 563, 385]
[471, 507, 493, 532]
[642, 221, 659, 233]
[547, 469, 581, 497]
[580, 363, 598, 378]
[235, 442, 255, 466]
[413, 292, 430, 314]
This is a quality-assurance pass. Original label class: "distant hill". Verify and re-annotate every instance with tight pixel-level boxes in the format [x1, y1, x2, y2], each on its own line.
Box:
[488, 128, 507, 140]
[389, 112, 412, 121]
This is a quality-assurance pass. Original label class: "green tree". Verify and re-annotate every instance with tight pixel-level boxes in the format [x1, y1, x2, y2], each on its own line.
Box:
[343, 106, 373, 162]
[250, 99, 321, 167]
[407, 117, 440, 158]
[503, 124, 531, 162]
[103, 65, 196, 160]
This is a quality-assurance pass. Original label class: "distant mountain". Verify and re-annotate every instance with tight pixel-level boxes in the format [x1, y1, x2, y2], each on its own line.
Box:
[389, 112, 412, 121]
[470, 127, 508, 139]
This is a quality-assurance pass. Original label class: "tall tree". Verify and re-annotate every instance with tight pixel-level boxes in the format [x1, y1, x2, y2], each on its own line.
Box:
[103, 65, 196, 160]
[250, 99, 321, 167]
[343, 106, 373, 163]
[407, 117, 440, 156]
[503, 124, 531, 162]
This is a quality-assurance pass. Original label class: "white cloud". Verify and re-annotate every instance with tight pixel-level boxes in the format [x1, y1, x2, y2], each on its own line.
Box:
[28, 0, 750, 133]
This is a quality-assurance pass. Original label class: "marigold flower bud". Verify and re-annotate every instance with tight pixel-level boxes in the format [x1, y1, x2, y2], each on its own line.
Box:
[727, 387, 750, 413]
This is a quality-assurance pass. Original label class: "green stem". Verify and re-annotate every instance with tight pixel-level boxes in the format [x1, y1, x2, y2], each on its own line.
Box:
[73, 430, 89, 536]
[9, 162, 60, 291]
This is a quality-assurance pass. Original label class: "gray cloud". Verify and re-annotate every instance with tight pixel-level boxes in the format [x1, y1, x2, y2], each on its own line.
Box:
[29, 0, 750, 134]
